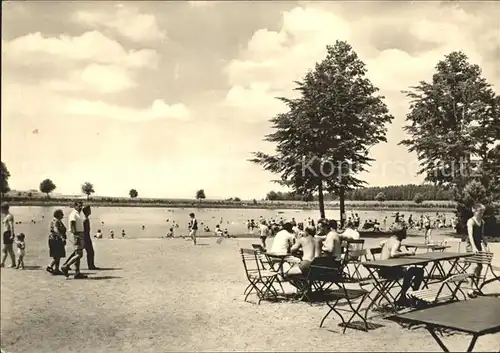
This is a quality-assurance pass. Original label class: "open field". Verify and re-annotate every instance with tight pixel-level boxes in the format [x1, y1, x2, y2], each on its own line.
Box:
[3, 193, 458, 211]
[1, 223, 499, 352]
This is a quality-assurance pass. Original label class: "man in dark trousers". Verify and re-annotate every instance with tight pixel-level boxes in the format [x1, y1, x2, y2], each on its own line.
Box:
[63, 204, 98, 271]
[82, 205, 97, 270]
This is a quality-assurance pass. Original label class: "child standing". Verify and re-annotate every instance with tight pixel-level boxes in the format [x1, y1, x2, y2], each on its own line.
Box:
[16, 233, 26, 269]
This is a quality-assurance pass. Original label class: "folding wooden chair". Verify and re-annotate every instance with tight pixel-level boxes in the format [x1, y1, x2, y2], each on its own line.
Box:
[344, 249, 370, 281]
[240, 248, 280, 304]
[346, 239, 365, 251]
[307, 257, 370, 333]
[368, 247, 383, 261]
[408, 273, 470, 306]
[460, 252, 500, 295]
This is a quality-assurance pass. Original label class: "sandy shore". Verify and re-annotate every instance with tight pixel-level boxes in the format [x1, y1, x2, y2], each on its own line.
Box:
[1, 232, 499, 352]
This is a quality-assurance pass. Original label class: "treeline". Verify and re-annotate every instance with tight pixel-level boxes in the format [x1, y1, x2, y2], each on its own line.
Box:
[266, 184, 454, 202]
[346, 184, 454, 201]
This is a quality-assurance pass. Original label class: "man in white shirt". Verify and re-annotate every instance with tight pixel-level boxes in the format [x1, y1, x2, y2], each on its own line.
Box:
[342, 222, 361, 240]
[61, 201, 86, 279]
[269, 222, 295, 255]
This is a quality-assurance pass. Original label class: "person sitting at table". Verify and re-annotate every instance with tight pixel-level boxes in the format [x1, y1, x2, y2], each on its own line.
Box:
[341, 222, 360, 240]
[286, 226, 319, 277]
[380, 224, 424, 306]
[268, 221, 295, 256]
[322, 220, 343, 259]
[466, 203, 490, 298]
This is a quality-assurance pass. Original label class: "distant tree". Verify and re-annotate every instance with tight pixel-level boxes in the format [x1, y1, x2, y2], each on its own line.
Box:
[81, 182, 95, 200]
[233, 197, 241, 202]
[374, 192, 387, 202]
[0, 161, 11, 195]
[251, 40, 394, 218]
[413, 193, 424, 204]
[196, 189, 206, 202]
[129, 189, 138, 198]
[266, 191, 278, 201]
[39, 179, 56, 197]
[27, 192, 33, 198]
[302, 193, 314, 202]
[252, 199, 258, 205]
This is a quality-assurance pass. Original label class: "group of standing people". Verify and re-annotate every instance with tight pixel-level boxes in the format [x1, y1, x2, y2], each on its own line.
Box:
[47, 201, 98, 278]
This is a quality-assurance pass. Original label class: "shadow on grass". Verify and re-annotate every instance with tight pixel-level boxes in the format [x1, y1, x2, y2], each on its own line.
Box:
[23, 265, 41, 270]
[337, 321, 385, 332]
[196, 244, 209, 246]
[92, 267, 123, 271]
[85, 275, 122, 280]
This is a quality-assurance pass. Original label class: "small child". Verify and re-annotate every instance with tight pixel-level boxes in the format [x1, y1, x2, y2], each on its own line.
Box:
[16, 233, 26, 270]
[121, 230, 126, 238]
[166, 228, 174, 238]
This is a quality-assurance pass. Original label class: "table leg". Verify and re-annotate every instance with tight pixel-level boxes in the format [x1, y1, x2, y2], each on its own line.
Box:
[363, 268, 400, 318]
[422, 262, 439, 287]
[466, 335, 479, 352]
[426, 326, 450, 352]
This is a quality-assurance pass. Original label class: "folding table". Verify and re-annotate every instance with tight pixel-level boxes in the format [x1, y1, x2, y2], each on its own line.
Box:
[362, 257, 430, 316]
[412, 252, 473, 287]
[389, 296, 500, 352]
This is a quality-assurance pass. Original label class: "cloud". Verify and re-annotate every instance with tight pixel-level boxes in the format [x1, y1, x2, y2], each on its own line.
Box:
[223, 3, 500, 185]
[73, 4, 167, 43]
[3, 31, 159, 69]
[188, 1, 216, 8]
[46, 64, 135, 93]
[64, 98, 190, 122]
[224, 83, 286, 121]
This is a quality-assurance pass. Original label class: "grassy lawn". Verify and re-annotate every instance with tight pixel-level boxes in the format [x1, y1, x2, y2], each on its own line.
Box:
[1, 231, 499, 352]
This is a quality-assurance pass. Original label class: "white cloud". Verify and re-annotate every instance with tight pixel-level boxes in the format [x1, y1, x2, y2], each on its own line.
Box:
[224, 84, 286, 121]
[73, 5, 167, 43]
[188, 1, 216, 8]
[226, 4, 499, 95]
[223, 4, 500, 185]
[64, 98, 190, 122]
[3, 31, 159, 69]
[47, 64, 135, 94]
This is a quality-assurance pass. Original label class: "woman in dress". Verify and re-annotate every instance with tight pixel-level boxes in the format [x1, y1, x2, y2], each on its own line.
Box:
[466, 203, 490, 297]
[47, 209, 66, 275]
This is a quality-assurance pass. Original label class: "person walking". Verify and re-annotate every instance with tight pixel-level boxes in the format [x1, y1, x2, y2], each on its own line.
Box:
[61, 201, 87, 279]
[82, 205, 98, 270]
[47, 209, 67, 275]
[188, 213, 198, 245]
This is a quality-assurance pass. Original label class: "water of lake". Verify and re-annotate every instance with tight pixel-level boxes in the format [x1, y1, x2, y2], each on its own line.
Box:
[9, 206, 454, 239]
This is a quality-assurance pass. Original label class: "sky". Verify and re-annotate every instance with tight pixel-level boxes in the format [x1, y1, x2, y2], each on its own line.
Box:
[1, 1, 499, 199]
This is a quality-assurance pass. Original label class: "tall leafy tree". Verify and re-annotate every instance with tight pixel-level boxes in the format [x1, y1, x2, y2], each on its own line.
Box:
[251, 41, 394, 218]
[400, 51, 500, 232]
[81, 182, 95, 200]
[39, 179, 56, 197]
[401, 51, 500, 194]
[0, 162, 11, 195]
[129, 189, 138, 198]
